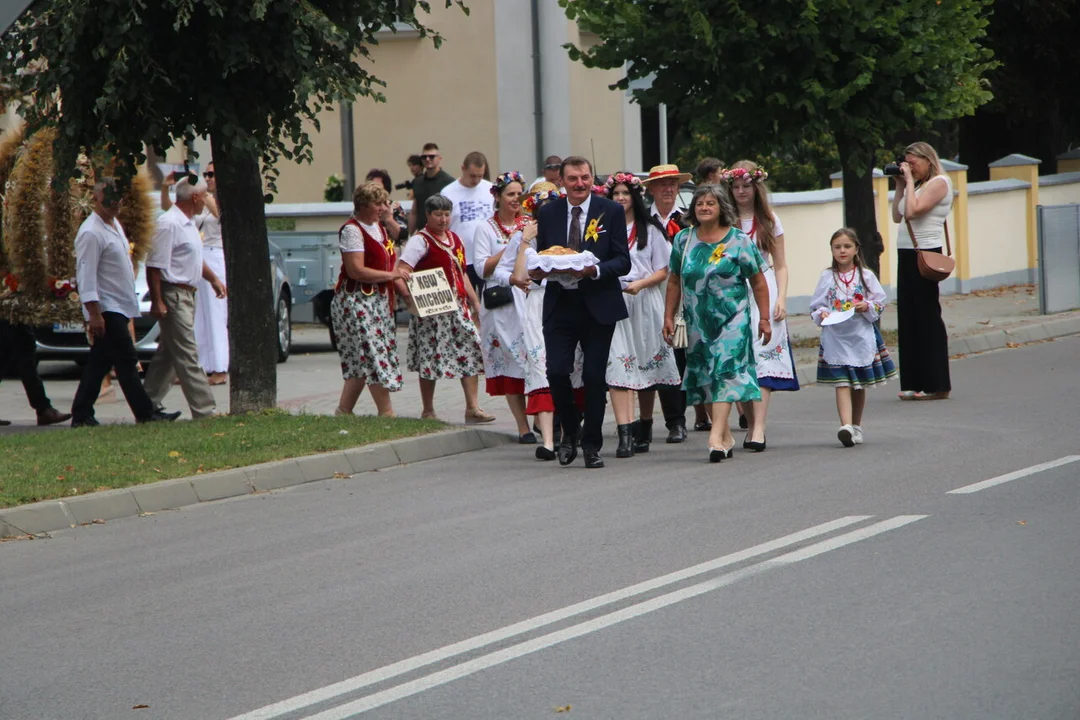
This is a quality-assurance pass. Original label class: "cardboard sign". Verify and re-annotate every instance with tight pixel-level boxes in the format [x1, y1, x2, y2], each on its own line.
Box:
[407, 268, 457, 317]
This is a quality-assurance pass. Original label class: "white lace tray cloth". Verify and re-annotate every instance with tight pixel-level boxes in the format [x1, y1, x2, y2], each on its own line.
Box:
[526, 250, 599, 273]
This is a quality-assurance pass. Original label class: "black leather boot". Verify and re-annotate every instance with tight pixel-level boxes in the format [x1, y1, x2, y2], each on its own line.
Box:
[615, 423, 635, 458]
[633, 418, 652, 453]
[666, 419, 687, 444]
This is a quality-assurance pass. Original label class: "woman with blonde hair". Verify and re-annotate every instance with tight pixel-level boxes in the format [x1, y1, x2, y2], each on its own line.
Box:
[891, 141, 952, 401]
[330, 181, 411, 416]
[725, 160, 798, 452]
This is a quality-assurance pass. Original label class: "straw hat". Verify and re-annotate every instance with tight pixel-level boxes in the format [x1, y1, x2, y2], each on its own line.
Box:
[640, 164, 692, 185]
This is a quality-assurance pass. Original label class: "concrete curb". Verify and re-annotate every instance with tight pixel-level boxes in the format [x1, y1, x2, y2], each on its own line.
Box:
[0, 428, 513, 539]
[792, 315, 1080, 387]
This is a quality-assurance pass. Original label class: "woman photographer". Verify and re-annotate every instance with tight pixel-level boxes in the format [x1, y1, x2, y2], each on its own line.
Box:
[891, 141, 953, 401]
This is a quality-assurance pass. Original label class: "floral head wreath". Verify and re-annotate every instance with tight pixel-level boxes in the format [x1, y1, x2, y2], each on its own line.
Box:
[521, 188, 564, 216]
[720, 166, 769, 184]
[491, 170, 526, 197]
[603, 172, 643, 196]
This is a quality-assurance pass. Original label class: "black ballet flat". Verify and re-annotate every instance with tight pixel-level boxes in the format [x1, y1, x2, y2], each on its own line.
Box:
[743, 438, 766, 452]
[694, 419, 712, 432]
[535, 446, 556, 461]
[738, 414, 748, 430]
[709, 445, 734, 463]
[519, 432, 537, 444]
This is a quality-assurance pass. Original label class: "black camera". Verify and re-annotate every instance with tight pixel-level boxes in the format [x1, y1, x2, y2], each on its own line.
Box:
[883, 155, 906, 177]
[394, 180, 413, 191]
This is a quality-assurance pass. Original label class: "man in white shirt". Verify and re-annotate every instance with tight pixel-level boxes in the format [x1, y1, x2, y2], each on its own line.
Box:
[143, 176, 227, 419]
[70, 179, 181, 427]
[439, 151, 493, 290]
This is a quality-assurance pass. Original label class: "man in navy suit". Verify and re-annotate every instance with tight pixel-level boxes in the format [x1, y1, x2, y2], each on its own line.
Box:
[530, 157, 631, 468]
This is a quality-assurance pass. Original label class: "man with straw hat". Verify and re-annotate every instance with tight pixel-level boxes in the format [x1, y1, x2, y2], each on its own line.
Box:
[640, 163, 711, 443]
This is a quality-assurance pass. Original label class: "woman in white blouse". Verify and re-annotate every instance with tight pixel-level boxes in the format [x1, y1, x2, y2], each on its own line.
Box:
[891, 141, 953, 401]
[472, 171, 533, 442]
[603, 172, 680, 458]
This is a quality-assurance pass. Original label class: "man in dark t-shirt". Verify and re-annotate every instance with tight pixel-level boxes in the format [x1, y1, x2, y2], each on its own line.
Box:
[408, 142, 455, 233]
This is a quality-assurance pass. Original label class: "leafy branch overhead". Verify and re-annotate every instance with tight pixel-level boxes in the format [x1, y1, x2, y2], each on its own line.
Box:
[560, 0, 997, 168]
[1, 1, 469, 190]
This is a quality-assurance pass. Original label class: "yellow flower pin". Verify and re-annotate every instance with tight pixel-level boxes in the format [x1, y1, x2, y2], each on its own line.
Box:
[455, 246, 466, 267]
[709, 243, 727, 264]
[585, 217, 602, 243]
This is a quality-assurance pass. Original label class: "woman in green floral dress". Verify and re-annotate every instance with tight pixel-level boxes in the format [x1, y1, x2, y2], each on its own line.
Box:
[663, 185, 772, 463]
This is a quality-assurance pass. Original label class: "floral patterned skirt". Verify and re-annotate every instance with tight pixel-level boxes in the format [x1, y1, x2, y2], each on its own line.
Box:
[331, 288, 403, 390]
[407, 302, 485, 380]
[606, 285, 680, 390]
[816, 326, 898, 389]
[749, 265, 799, 391]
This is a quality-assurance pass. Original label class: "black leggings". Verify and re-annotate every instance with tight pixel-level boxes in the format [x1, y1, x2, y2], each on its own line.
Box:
[897, 249, 951, 393]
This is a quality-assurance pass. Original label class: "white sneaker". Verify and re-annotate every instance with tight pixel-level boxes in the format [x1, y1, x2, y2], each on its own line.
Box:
[852, 425, 864, 445]
[837, 424, 855, 447]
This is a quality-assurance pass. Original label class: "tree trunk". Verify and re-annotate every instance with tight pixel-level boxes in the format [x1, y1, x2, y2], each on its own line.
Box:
[211, 135, 277, 413]
[836, 136, 883, 276]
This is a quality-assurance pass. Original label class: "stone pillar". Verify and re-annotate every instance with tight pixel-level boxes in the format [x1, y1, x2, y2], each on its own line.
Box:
[941, 159, 970, 289]
[989, 153, 1041, 279]
[1056, 148, 1080, 174]
[871, 172, 893, 286]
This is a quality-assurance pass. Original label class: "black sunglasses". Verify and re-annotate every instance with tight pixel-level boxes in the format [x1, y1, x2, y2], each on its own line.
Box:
[203, 171, 215, 179]
[544, 163, 561, 170]
[420, 154, 438, 160]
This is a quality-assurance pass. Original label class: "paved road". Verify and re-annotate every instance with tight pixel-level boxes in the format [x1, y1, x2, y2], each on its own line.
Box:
[2, 336, 1078, 719]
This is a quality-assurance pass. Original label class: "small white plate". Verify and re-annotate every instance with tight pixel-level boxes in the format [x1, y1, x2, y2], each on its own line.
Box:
[821, 308, 856, 326]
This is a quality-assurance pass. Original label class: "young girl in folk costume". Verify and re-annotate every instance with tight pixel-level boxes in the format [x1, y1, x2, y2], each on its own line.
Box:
[603, 171, 681, 459]
[472, 171, 533, 442]
[330, 181, 410, 417]
[397, 194, 496, 424]
[725, 161, 798, 452]
[508, 183, 585, 460]
[810, 228, 898, 447]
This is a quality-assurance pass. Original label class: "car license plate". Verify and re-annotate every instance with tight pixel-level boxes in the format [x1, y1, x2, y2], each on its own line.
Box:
[53, 322, 84, 333]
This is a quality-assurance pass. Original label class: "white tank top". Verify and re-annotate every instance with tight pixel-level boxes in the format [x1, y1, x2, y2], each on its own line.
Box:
[897, 175, 952, 250]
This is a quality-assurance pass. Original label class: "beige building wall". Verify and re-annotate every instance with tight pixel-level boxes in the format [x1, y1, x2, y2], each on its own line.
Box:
[568, 30, 631, 175]
[1039, 180, 1080, 207]
[347, 3, 500, 203]
[966, 190, 1028, 279]
[773, 199, 846, 300]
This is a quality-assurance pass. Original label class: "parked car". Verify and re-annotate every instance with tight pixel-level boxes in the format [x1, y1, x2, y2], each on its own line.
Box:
[35, 243, 293, 364]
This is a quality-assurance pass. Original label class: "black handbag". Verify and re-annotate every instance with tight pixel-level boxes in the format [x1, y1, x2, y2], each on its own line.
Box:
[482, 284, 514, 309]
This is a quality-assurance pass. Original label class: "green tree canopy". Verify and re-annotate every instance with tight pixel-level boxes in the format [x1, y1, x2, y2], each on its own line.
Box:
[2, 0, 466, 411]
[561, 0, 996, 271]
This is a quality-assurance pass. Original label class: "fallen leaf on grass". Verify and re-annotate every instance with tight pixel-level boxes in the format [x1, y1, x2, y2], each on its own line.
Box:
[152, 467, 162, 473]
[339, 430, 349, 435]
[212, 432, 226, 437]
[332, 472, 351, 479]
[554, 705, 572, 713]
[1005, 342, 1021, 348]
[56, 474, 66, 481]
[168, 450, 181, 458]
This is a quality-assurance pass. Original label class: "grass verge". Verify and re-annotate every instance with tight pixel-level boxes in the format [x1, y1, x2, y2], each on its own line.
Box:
[0, 411, 445, 508]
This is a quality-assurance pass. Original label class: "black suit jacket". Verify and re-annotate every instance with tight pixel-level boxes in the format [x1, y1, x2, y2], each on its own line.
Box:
[536, 196, 631, 325]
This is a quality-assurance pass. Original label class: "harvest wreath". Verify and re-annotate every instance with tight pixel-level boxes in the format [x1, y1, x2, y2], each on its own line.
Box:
[0, 121, 154, 326]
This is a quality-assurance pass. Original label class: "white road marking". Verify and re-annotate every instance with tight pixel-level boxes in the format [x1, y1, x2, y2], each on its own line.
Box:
[228, 516, 871, 720]
[946, 455, 1080, 495]
[299, 515, 928, 719]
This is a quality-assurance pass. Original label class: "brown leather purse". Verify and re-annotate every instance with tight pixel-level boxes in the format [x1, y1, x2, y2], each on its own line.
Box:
[905, 217, 955, 282]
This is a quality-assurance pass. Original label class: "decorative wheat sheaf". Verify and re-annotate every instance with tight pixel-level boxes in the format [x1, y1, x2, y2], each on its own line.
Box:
[0, 126, 154, 325]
